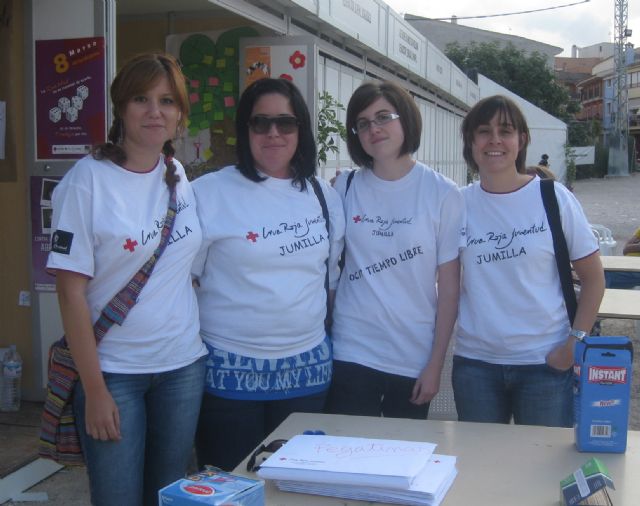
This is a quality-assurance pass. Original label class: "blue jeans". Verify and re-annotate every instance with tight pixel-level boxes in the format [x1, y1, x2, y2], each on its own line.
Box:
[452, 355, 573, 427]
[605, 270, 640, 289]
[195, 390, 327, 471]
[325, 360, 430, 420]
[73, 357, 206, 506]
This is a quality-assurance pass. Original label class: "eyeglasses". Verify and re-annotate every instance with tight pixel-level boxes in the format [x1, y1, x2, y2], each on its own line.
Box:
[246, 439, 288, 472]
[248, 115, 299, 135]
[352, 112, 400, 134]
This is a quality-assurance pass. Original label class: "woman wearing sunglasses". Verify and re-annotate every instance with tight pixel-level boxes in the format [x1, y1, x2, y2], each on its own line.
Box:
[192, 78, 345, 470]
[325, 81, 465, 419]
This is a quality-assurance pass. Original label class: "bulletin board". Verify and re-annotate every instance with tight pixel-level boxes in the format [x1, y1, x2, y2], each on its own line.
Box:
[166, 27, 260, 177]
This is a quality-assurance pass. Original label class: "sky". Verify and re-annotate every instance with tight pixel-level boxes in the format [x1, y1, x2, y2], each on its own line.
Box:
[383, 0, 639, 57]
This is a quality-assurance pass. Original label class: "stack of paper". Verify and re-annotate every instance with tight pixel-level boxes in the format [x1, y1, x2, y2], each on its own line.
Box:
[256, 435, 457, 506]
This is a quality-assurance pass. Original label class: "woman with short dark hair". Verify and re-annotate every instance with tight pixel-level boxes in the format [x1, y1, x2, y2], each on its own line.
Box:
[454, 95, 604, 427]
[326, 80, 465, 419]
[193, 78, 345, 471]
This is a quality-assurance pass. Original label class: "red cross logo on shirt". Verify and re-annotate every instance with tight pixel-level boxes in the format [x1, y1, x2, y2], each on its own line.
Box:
[352, 215, 362, 223]
[123, 238, 138, 252]
[246, 231, 259, 242]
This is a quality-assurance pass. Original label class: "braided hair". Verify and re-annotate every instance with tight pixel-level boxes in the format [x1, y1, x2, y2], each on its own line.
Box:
[93, 53, 189, 190]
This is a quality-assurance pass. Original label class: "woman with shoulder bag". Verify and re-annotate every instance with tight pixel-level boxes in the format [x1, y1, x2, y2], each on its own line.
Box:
[192, 78, 345, 471]
[325, 80, 465, 419]
[453, 95, 605, 427]
[47, 53, 207, 506]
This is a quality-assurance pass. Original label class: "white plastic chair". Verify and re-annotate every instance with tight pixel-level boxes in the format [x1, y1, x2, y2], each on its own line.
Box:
[590, 224, 617, 256]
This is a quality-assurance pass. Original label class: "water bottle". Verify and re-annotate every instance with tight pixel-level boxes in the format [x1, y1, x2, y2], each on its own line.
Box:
[1, 344, 22, 412]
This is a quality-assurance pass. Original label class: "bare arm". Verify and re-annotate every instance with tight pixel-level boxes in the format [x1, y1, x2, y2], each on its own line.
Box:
[546, 251, 605, 370]
[56, 270, 121, 441]
[411, 258, 460, 405]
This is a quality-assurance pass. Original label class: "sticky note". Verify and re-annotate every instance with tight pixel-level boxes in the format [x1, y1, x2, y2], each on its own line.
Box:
[199, 120, 210, 130]
[212, 129, 224, 134]
[202, 55, 213, 65]
[223, 82, 233, 92]
[189, 93, 199, 104]
[224, 47, 234, 56]
[208, 77, 219, 86]
[190, 80, 200, 88]
[203, 93, 213, 103]
[204, 148, 213, 159]
[226, 137, 237, 146]
[216, 59, 226, 69]
[214, 111, 224, 121]
[203, 102, 212, 112]
[189, 126, 199, 136]
[224, 96, 235, 107]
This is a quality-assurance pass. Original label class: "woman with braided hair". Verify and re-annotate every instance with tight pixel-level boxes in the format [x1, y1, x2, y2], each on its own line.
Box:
[47, 53, 206, 506]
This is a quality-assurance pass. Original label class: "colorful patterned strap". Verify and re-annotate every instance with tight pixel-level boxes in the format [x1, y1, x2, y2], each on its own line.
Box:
[94, 181, 177, 341]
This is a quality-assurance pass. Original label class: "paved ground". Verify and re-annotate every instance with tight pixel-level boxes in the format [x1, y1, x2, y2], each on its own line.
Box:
[3, 172, 639, 505]
[571, 172, 640, 252]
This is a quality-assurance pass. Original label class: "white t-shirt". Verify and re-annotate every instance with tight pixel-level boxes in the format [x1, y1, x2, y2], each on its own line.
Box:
[456, 177, 599, 365]
[331, 162, 466, 378]
[192, 166, 345, 359]
[47, 155, 206, 374]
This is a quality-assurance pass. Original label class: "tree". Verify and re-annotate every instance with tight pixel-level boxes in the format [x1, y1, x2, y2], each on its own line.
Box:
[317, 91, 347, 167]
[445, 41, 572, 119]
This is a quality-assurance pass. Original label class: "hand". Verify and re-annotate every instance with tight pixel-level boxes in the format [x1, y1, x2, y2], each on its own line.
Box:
[410, 365, 441, 405]
[84, 387, 121, 441]
[329, 169, 342, 187]
[545, 337, 574, 371]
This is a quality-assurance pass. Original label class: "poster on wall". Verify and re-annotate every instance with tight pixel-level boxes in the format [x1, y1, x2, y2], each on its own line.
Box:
[30, 176, 61, 292]
[35, 36, 106, 160]
[244, 46, 271, 87]
[241, 43, 310, 104]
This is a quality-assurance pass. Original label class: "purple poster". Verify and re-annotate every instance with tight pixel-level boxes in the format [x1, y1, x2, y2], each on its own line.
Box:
[31, 176, 61, 292]
[35, 37, 106, 160]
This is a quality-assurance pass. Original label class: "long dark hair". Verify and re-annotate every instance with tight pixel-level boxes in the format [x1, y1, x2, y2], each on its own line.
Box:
[235, 78, 316, 191]
[93, 53, 189, 189]
[461, 95, 530, 174]
[346, 81, 422, 169]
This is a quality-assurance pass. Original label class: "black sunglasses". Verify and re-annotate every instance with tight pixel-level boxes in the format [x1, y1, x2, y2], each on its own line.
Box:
[248, 115, 299, 135]
[245, 439, 288, 472]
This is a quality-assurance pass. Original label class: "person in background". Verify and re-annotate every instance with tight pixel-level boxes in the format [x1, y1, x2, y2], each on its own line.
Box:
[47, 53, 206, 506]
[605, 227, 640, 289]
[538, 153, 550, 166]
[193, 78, 345, 471]
[453, 95, 604, 428]
[325, 80, 465, 420]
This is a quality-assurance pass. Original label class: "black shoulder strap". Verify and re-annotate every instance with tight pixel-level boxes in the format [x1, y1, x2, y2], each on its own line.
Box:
[338, 170, 356, 272]
[540, 179, 577, 325]
[310, 177, 330, 326]
[345, 169, 356, 195]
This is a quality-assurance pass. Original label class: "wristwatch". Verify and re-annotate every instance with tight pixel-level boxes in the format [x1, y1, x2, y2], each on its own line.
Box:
[569, 328, 588, 341]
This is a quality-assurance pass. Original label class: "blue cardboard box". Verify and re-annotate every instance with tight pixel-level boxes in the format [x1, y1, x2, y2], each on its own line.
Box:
[158, 468, 264, 505]
[574, 336, 633, 453]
